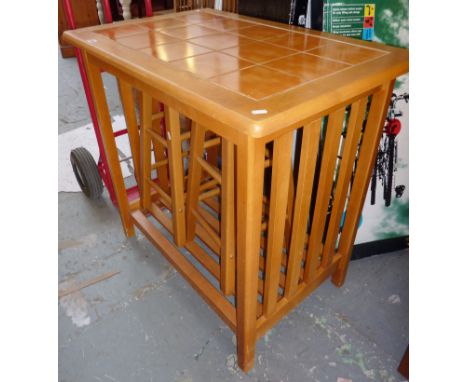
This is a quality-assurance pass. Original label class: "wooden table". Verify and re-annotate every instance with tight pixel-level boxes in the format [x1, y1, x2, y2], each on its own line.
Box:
[64, 9, 408, 372]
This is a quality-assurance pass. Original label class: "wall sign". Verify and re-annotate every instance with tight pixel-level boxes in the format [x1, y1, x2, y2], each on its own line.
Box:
[323, 3, 375, 40]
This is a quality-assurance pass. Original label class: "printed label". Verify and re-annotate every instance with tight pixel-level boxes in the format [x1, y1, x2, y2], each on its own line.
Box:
[323, 3, 375, 41]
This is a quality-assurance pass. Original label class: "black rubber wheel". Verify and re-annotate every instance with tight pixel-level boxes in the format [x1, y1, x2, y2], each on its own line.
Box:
[70, 147, 103, 199]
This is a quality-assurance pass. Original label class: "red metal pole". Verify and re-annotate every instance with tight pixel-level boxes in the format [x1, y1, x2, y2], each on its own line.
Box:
[101, 0, 113, 23]
[61, 0, 118, 204]
[144, 0, 153, 17]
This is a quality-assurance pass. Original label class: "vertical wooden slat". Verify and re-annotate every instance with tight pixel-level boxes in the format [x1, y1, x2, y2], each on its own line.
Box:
[151, 102, 170, 193]
[284, 120, 321, 299]
[140, 92, 153, 211]
[236, 135, 265, 372]
[263, 132, 294, 316]
[84, 54, 134, 237]
[320, 99, 367, 270]
[165, 106, 186, 246]
[186, 123, 206, 241]
[206, 131, 219, 167]
[303, 107, 346, 280]
[285, 168, 296, 243]
[117, 80, 141, 186]
[220, 138, 236, 295]
[332, 81, 395, 287]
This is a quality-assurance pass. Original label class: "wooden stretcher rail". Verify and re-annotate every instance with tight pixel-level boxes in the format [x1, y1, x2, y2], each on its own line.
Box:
[131, 210, 237, 331]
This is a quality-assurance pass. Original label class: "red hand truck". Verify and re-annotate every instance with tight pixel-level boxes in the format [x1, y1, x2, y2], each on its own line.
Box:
[62, 0, 154, 205]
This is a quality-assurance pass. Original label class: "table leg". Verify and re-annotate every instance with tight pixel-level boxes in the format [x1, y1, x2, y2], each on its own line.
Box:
[84, 53, 135, 237]
[236, 136, 265, 372]
[118, 80, 141, 187]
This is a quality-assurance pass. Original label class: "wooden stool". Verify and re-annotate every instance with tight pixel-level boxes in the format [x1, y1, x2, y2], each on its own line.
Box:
[118, 82, 191, 246]
[185, 125, 297, 300]
[140, 93, 191, 246]
[186, 124, 236, 295]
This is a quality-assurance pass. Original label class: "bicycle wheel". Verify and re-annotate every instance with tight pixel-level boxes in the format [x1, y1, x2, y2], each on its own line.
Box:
[370, 156, 378, 205]
[384, 136, 395, 207]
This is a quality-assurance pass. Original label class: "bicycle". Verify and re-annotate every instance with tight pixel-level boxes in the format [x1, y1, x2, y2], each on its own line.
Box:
[370, 92, 409, 207]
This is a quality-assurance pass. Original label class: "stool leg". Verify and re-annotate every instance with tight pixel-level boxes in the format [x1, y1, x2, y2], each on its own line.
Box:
[151, 100, 170, 194]
[236, 136, 265, 372]
[206, 130, 219, 166]
[186, 123, 206, 241]
[165, 106, 187, 246]
[220, 138, 235, 296]
[140, 92, 153, 211]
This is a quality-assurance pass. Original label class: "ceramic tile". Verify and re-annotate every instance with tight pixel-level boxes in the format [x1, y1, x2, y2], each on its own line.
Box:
[198, 18, 255, 32]
[175, 13, 221, 24]
[139, 41, 211, 62]
[237, 25, 289, 40]
[308, 41, 386, 64]
[267, 33, 328, 51]
[158, 25, 219, 39]
[115, 32, 180, 50]
[171, 52, 253, 79]
[211, 66, 305, 100]
[222, 40, 296, 64]
[96, 24, 149, 39]
[265, 53, 350, 81]
[188, 34, 253, 50]
[141, 18, 187, 30]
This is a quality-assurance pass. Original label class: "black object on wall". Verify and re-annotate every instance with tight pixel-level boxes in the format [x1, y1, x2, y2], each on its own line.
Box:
[310, 0, 324, 30]
[238, 0, 292, 24]
[238, 0, 324, 30]
[291, 0, 324, 29]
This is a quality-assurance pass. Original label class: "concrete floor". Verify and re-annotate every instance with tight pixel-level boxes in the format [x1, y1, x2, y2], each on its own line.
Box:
[58, 50, 409, 382]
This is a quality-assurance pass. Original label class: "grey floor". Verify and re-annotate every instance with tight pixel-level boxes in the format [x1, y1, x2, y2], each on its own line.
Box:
[58, 50, 409, 382]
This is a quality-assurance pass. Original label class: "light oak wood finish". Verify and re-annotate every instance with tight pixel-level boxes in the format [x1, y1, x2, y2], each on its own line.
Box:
[118, 80, 142, 186]
[220, 138, 235, 295]
[319, 99, 367, 271]
[84, 53, 135, 238]
[235, 135, 265, 371]
[331, 81, 395, 286]
[284, 120, 321, 298]
[64, 9, 408, 372]
[263, 132, 293, 316]
[165, 106, 187, 245]
[303, 107, 346, 280]
[185, 123, 237, 296]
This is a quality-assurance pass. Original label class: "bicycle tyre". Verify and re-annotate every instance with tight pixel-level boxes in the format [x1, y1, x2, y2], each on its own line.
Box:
[384, 136, 395, 207]
[370, 157, 378, 205]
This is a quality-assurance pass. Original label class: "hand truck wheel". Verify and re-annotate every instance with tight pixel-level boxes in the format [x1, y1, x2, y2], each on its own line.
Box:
[70, 147, 104, 199]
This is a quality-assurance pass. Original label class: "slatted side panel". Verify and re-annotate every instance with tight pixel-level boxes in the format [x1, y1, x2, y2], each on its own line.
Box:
[124, 91, 239, 327]
[258, 92, 377, 320]
[318, 99, 368, 271]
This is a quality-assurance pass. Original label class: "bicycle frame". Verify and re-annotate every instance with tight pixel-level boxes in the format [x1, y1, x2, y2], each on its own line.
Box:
[370, 92, 408, 206]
